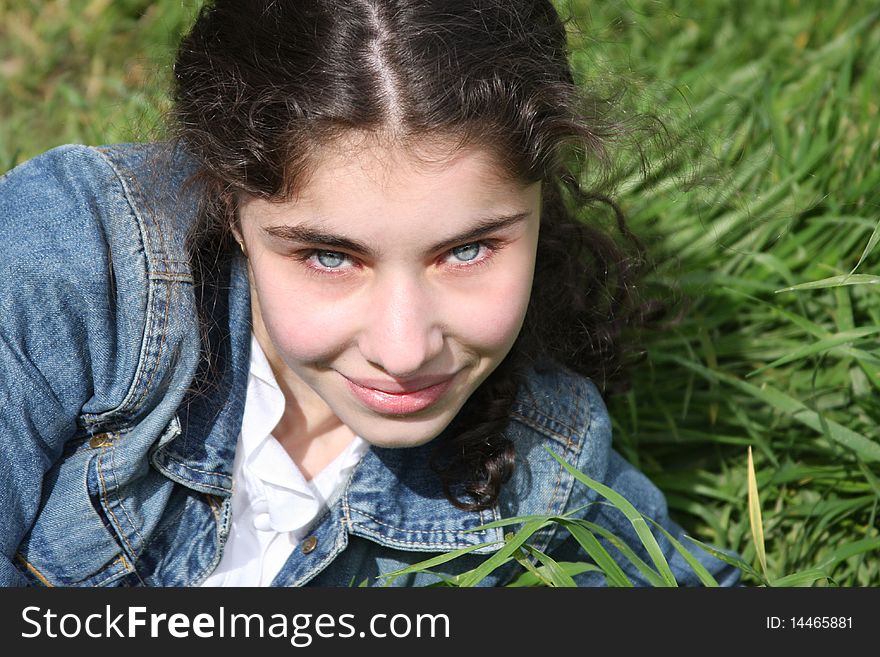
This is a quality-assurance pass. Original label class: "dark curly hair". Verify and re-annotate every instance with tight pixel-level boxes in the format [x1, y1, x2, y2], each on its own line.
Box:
[173, 0, 650, 511]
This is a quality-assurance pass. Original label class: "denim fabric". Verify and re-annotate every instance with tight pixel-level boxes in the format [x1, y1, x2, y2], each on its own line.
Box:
[0, 144, 740, 587]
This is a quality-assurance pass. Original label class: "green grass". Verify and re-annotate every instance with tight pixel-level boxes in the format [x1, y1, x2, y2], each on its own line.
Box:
[568, 0, 880, 586]
[0, 0, 199, 168]
[2, 0, 878, 586]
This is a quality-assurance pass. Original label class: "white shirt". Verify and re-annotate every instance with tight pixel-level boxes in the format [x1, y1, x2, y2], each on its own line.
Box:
[201, 334, 367, 587]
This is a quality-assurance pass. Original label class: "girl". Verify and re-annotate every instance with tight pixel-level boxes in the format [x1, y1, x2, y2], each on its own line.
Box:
[0, 0, 739, 587]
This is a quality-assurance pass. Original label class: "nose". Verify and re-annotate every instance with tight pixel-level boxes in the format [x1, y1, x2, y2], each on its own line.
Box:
[358, 271, 444, 378]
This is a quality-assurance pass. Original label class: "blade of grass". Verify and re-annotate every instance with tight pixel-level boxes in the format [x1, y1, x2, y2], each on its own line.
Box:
[746, 327, 880, 377]
[379, 540, 499, 585]
[511, 544, 555, 587]
[556, 519, 634, 587]
[665, 356, 880, 462]
[747, 446, 768, 579]
[643, 516, 721, 586]
[850, 219, 880, 275]
[546, 447, 678, 585]
[684, 536, 770, 586]
[770, 569, 830, 587]
[814, 535, 880, 571]
[518, 544, 579, 587]
[506, 562, 602, 587]
[563, 517, 667, 587]
[776, 273, 880, 291]
[456, 518, 553, 587]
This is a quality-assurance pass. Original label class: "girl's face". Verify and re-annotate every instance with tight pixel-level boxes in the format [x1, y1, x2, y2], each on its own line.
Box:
[237, 137, 541, 448]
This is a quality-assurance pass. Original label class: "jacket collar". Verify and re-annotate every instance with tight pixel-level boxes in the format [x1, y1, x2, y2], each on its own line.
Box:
[342, 435, 506, 555]
[150, 255, 251, 495]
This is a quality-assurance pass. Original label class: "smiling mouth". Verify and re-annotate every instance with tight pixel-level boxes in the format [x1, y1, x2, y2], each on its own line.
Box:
[341, 373, 458, 415]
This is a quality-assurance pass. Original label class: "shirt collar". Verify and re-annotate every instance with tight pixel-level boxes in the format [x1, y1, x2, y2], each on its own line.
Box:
[239, 332, 285, 458]
[247, 332, 281, 389]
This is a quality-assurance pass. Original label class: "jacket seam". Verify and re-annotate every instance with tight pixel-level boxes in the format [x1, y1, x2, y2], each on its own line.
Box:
[156, 452, 233, 490]
[349, 509, 500, 547]
[127, 150, 177, 277]
[129, 280, 173, 413]
[547, 377, 586, 515]
[96, 452, 140, 558]
[513, 409, 581, 439]
[74, 147, 168, 424]
[87, 556, 133, 587]
[350, 526, 495, 551]
[150, 272, 193, 280]
[288, 526, 350, 587]
[523, 378, 593, 555]
[14, 554, 54, 587]
[351, 509, 476, 534]
[510, 413, 573, 444]
[136, 500, 192, 585]
[95, 145, 184, 277]
[108, 442, 147, 554]
[88, 146, 185, 422]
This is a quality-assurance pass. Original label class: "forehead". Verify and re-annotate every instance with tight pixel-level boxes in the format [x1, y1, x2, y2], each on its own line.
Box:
[292, 132, 522, 201]
[239, 131, 542, 244]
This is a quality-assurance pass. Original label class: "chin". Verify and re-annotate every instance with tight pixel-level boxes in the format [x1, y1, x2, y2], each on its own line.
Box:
[345, 413, 456, 449]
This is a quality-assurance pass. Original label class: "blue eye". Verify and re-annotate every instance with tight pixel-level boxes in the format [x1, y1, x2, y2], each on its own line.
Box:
[315, 251, 347, 268]
[450, 243, 481, 262]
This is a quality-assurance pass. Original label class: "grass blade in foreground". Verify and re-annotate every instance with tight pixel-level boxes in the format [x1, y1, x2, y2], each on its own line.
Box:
[684, 536, 769, 586]
[546, 447, 678, 586]
[556, 519, 633, 587]
[455, 517, 552, 587]
[563, 517, 667, 587]
[747, 446, 768, 579]
[379, 541, 498, 586]
[518, 544, 579, 587]
[643, 517, 720, 587]
[507, 562, 602, 587]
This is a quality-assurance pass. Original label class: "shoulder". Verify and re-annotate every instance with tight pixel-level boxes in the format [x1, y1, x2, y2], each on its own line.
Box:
[0, 146, 139, 451]
[0, 143, 201, 421]
[93, 142, 202, 263]
[501, 363, 613, 518]
[0, 145, 135, 336]
[1, 145, 122, 259]
[497, 364, 742, 586]
[0, 142, 200, 271]
[0, 143, 183, 315]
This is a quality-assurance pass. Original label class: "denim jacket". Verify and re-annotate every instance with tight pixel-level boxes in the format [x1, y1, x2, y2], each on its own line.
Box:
[0, 144, 740, 587]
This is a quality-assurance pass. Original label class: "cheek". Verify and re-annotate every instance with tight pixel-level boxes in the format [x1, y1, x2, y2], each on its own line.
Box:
[446, 266, 534, 353]
[253, 267, 355, 363]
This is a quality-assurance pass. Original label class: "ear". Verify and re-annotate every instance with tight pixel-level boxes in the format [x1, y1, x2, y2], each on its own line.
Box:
[229, 192, 248, 257]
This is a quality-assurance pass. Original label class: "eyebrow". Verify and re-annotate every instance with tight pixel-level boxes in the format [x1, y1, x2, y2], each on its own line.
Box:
[262, 212, 531, 258]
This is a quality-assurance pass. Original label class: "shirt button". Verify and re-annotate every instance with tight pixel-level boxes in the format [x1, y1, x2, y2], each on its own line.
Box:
[301, 536, 318, 554]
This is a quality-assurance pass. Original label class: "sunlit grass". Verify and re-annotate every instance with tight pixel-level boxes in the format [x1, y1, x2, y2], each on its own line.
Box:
[575, 0, 880, 586]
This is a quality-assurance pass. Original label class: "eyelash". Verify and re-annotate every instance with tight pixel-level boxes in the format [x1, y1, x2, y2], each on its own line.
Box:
[295, 240, 504, 277]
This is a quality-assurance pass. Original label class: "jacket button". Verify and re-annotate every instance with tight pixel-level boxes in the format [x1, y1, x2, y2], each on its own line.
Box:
[89, 433, 113, 448]
[301, 536, 318, 554]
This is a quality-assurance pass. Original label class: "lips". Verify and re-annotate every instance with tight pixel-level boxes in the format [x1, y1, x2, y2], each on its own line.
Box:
[341, 373, 458, 415]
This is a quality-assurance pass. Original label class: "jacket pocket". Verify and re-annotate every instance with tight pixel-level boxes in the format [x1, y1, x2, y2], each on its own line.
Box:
[14, 446, 137, 587]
